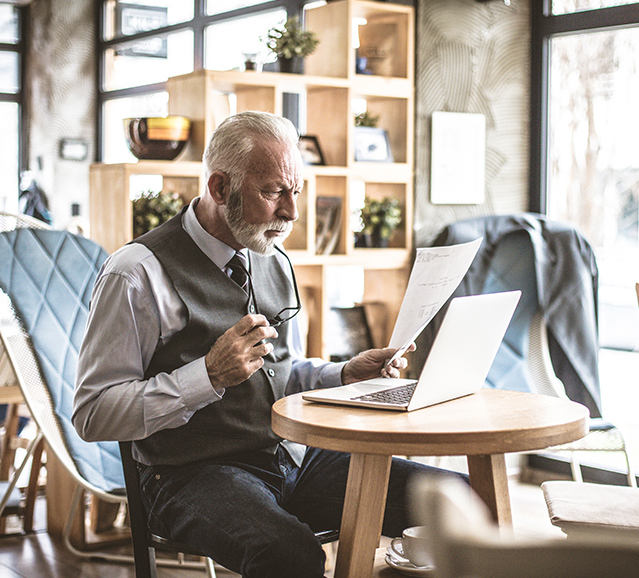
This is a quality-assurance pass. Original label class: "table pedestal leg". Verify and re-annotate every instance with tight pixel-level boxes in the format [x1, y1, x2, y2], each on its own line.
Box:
[334, 453, 392, 578]
[466, 453, 512, 525]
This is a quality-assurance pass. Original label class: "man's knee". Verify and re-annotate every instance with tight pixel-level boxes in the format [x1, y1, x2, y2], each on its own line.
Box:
[242, 525, 326, 578]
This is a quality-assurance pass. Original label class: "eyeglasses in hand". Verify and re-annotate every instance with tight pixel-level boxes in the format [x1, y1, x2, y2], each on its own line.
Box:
[240, 246, 301, 328]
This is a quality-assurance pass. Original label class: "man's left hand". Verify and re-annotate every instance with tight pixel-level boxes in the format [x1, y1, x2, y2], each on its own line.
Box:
[341, 344, 416, 384]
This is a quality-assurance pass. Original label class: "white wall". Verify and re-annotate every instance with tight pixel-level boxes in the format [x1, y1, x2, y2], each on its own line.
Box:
[414, 0, 531, 246]
[25, 0, 96, 230]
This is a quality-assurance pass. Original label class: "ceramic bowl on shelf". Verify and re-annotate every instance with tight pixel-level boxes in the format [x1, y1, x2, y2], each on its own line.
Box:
[124, 116, 191, 161]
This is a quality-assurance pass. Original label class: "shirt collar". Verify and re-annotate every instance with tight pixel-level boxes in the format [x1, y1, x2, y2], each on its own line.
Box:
[182, 197, 249, 271]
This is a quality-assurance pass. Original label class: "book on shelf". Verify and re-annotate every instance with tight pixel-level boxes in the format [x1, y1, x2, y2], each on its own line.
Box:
[315, 196, 342, 255]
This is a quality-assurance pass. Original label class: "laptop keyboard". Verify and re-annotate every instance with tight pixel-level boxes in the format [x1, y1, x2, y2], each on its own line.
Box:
[352, 382, 418, 405]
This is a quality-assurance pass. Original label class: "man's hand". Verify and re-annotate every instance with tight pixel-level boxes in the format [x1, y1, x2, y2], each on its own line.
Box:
[341, 343, 416, 385]
[205, 314, 277, 390]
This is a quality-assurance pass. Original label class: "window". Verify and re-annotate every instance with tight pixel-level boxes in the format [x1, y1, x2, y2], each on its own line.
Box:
[103, 30, 194, 92]
[204, 9, 285, 72]
[552, 0, 638, 15]
[207, 0, 268, 16]
[532, 1, 639, 351]
[0, 4, 22, 213]
[102, 0, 194, 40]
[98, 1, 315, 163]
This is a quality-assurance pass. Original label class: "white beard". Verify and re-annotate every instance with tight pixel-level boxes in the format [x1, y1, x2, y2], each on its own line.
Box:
[223, 187, 292, 255]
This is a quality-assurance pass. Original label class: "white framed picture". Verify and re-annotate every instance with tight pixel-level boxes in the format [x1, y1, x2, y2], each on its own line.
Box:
[430, 112, 486, 205]
[354, 127, 393, 162]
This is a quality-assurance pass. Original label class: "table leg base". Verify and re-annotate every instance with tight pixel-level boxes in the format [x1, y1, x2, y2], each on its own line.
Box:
[334, 453, 392, 578]
[467, 453, 512, 526]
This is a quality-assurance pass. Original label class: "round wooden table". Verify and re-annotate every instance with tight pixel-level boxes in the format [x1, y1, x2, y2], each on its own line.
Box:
[272, 388, 589, 578]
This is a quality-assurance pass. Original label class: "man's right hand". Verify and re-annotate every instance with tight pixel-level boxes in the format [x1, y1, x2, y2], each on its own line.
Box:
[204, 314, 278, 390]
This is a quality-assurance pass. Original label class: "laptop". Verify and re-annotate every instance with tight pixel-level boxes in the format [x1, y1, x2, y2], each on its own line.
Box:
[302, 291, 521, 412]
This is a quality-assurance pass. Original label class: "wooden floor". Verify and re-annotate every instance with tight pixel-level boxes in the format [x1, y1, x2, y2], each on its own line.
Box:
[0, 475, 562, 578]
[0, 528, 240, 578]
[0, 489, 240, 578]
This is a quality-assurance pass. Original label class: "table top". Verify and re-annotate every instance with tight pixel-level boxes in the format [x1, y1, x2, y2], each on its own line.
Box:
[272, 389, 589, 457]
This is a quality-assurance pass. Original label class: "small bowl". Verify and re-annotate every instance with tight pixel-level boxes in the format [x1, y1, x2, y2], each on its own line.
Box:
[124, 116, 191, 161]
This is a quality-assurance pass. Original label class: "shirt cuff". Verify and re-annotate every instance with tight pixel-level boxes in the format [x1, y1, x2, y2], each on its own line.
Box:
[326, 361, 347, 387]
[176, 357, 224, 409]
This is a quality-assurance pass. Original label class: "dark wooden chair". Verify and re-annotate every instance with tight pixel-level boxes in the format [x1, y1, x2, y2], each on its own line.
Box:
[119, 441, 217, 578]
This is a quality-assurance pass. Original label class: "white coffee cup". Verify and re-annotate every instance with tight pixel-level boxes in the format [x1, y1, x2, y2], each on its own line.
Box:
[390, 525, 434, 568]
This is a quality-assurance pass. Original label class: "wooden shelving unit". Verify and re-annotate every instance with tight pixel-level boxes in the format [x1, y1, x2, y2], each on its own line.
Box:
[89, 0, 414, 359]
[89, 161, 203, 256]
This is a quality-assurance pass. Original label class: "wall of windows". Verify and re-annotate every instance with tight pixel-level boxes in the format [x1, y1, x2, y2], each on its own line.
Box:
[531, 0, 639, 351]
[0, 4, 23, 214]
[98, 0, 316, 163]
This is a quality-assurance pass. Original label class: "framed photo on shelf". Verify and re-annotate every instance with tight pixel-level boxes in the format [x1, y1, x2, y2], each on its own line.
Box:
[354, 127, 393, 162]
[299, 135, 325, 166]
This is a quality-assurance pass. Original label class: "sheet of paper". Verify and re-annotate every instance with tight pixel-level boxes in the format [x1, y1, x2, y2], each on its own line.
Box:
[386, 237, 483, 365]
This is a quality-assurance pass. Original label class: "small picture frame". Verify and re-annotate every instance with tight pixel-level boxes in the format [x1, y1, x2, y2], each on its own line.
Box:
[354, 127, 393, 162]
[299, 135, 325, 166]
[59, 138, 89, 161]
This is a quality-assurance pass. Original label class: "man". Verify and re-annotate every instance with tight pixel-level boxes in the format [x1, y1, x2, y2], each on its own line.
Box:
[73, 111, 454, 578]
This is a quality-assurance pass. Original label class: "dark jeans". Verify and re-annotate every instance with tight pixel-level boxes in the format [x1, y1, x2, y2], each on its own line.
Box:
[138, 445, 464, 578]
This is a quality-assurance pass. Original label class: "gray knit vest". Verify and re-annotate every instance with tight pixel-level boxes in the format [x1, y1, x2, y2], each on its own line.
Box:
[130, 210, 294, 466]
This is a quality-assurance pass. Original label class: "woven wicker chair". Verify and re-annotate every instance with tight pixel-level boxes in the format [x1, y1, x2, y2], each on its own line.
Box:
[539, 280, 639, 540]
[0, 211, 50, 533]
[0, 225, 131, 557]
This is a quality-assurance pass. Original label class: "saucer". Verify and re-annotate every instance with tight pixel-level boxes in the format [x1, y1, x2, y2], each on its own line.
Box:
[385, 550, 435, 576]
[386, 546, 435, 577]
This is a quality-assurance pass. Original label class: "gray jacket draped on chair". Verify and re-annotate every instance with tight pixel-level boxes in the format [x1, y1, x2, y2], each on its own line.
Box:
[413, 213, 602, 418]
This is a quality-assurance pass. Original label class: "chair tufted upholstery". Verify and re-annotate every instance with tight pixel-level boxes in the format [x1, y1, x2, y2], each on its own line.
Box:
[481, 230, 538, 392]
[0, 227, 124, 492]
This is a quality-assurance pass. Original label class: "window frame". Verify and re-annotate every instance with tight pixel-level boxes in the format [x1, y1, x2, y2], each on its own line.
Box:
[529, 0, 639, 213]
[0, 5, 26, 186]
[95, 0, 316, 162]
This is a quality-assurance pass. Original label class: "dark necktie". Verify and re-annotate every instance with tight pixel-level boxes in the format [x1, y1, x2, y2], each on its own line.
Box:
[227, 252, 249, 293]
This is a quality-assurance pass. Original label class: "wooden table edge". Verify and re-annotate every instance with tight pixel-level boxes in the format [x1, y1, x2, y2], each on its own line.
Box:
[272, 390, 590, 457]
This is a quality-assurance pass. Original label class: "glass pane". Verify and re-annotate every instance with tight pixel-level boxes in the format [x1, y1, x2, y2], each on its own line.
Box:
[0, 51, 19, 93]
[103, 0, 193, 41]
[103, 29, 193, 90]
[548, 27, 639, 349]
[205, 9, 285, 71]
[102, 92, 169, 163]
[0, 5, 19, 44]
[0, 102, 19, 213]
[207, 0, 270, 16]
[552, 0, 639, 15]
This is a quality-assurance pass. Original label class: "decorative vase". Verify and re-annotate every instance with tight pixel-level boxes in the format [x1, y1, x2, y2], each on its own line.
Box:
[372, 231, 390, 248]
[354, 231, 391, 248]
[124, 116, 191, 161]
[355, 232, 372, 248]
[278, 56, 304, 74]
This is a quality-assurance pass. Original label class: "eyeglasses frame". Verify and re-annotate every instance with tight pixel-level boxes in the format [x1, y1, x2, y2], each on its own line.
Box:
[237, 245, 302, 328]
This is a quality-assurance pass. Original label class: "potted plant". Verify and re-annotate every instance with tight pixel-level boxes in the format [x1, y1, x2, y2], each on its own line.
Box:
[354, 111, 380, 128]
[356, 196, 402, 248]
[132, 190, 183, 238]
[265, 17, 319, 74]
